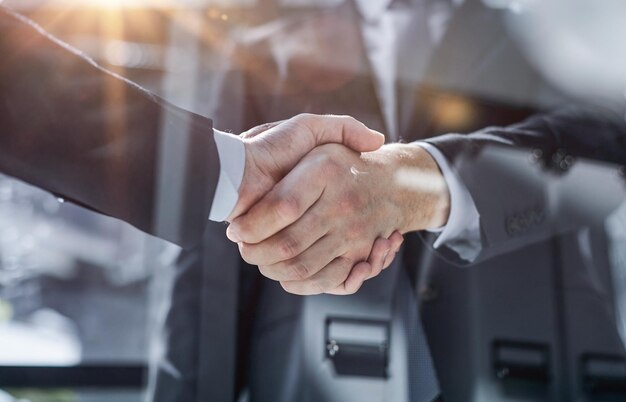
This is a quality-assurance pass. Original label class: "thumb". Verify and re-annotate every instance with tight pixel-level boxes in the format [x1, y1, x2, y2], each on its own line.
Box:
[231, 115, 384, 220]
[245, 114, 385, 178]
[307, 114, 385, 152]
[351, 128, 386, 152]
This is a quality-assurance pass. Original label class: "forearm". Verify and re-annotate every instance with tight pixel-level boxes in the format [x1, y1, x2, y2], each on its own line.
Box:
[423, 106, 626, 264]
[0, 6, 219, 247]
[361, 143, 451, 234]
[426, 105, 626, 166]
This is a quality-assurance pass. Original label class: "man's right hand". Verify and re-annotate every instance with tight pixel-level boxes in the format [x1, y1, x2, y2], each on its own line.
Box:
[228, 142, 450, 295]
[226, 114, 386, 221]
[224, 113, 404, 292]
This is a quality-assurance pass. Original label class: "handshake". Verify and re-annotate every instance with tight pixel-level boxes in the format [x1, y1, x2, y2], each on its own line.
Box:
[223, 114, 451, 296]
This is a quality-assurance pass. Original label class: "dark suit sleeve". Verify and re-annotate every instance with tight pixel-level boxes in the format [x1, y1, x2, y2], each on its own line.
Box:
[0, 7, 221, 248]
[424, 106, 626, 264]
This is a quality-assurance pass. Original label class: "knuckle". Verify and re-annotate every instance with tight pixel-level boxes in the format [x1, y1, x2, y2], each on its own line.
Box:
[280, 281, 297, 295]
[288, 259, 311, 281]
[294, 113, 313, 125]
[274, 195, 300, 222]
[258, 265, 278, 281]
[343, 285, 358, 296]
[339, 257, 356, 279]
[339, 115, 356, 125]
[370, 265, 383, 279]
[277, 234, 300, 260]
[311, 280, 327, 295]
[280, 281, 306, 296]
[305, 210, 325, 231]
[280, 277, 329, 296]
[300, 278, 327, 295]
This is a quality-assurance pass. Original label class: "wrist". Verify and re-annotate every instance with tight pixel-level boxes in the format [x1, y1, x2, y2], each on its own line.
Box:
[368, 144, 450, 233]
[227, 140, 272, 221]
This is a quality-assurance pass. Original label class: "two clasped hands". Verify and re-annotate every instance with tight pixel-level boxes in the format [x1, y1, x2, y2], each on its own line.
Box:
[221, 114, 451, 296]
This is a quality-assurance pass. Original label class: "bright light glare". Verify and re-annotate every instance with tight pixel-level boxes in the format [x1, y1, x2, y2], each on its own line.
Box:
[507, 0, 626, 102]
[4, 0, 256, 10]
[82, 0, 199, 7]
[395, 168, 447, 194]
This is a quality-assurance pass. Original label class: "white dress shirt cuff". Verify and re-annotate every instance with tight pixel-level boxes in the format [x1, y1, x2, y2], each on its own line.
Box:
[416, 142, 482, 262]
[209, 129, 246, 222]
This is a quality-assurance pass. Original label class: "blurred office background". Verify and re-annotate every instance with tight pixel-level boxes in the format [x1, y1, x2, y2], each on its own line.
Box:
[0, 1, 625, 402]
[0, 1, 255, 400]
[0, 1, 354, 400]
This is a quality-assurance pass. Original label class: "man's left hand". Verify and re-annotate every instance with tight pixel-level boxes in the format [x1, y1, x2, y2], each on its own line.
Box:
[228, 143, 451, 295]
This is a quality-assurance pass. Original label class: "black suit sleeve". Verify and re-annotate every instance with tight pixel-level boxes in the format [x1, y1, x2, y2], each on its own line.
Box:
[424, 106, 626, 264]
[0, 7, 221, 248]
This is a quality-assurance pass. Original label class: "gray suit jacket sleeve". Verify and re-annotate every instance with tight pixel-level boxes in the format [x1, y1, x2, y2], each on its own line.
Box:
[0, 7, 221, 248]
[424, 106, 626, 264]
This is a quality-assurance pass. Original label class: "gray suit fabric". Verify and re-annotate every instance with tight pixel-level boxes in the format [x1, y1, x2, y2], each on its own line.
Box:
[4, 2, 626, 401]
[202, 1, 626, 401]
[0, 6, 221, 248]
[427, 106, 626, 265]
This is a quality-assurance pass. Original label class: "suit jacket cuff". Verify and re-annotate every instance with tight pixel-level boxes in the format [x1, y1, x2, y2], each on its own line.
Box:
[415, 141, 482, 262]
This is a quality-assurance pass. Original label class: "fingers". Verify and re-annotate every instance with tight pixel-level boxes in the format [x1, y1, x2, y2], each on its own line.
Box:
[227, 161, 325, 244]
[261, 232, 403, 296]
[238, 206, 330, 266]
[365, 237, 393, 280]
[261, 232, 398, 295]
[383, 231, 404, 269]
[329, 231, 404, 296]
[280, 256, 354, 296]
[230, 114, 384, 242]
[256, 234, 346, 282]
[295, 114, 385, 153]
[326, 262, 372, 295]
[242, 115, 383, 182]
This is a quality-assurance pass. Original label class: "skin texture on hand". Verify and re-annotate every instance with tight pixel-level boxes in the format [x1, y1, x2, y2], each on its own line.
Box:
[224, 113, 401, 292]
[349, 230, 404, 294]
[226, 114, 385, 221]
[228, 142, 451, 295]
